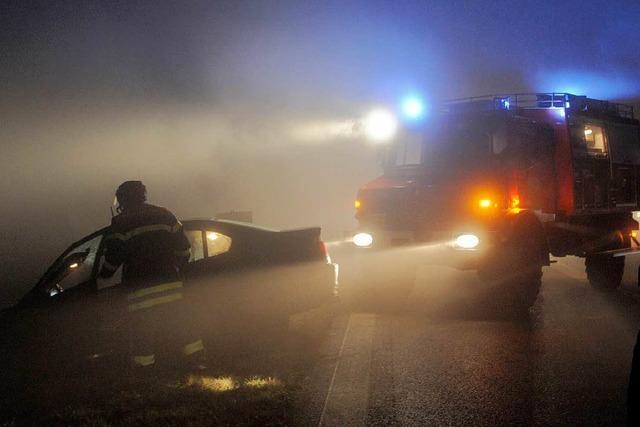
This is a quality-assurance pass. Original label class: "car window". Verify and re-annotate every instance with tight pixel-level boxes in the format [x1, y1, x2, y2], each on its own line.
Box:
[43, 234, 103, 296]
[205, 230, 232, 257]
[184, 229, 232, 262]
[185, 230, 205, 262]
[96, 260, 122, 290]
[96, 228, 206, 289]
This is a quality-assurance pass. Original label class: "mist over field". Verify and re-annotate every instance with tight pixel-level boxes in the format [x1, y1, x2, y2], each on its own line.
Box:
[1, 0, 639, 306]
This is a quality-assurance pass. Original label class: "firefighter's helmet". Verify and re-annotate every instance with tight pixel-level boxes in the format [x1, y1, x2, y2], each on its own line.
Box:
[115, 180, 147, 212]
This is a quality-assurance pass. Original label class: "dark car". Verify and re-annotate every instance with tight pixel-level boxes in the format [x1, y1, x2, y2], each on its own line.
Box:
[0, 219, 338, 375]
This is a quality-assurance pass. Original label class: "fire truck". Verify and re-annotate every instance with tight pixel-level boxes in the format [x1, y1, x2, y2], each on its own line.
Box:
[353, 93, 640, 310]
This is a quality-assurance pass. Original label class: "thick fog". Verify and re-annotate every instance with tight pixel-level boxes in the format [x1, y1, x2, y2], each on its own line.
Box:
[1, 0, 640, 305]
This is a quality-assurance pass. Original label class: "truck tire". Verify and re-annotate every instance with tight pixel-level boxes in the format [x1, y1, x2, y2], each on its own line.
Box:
[585, 255, 624, 291]
[478, 252, 543, 316]
[478, 214, 545, 315]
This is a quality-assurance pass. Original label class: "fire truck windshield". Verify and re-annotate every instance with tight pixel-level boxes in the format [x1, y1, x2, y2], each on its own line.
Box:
[385, 120, 493, 179]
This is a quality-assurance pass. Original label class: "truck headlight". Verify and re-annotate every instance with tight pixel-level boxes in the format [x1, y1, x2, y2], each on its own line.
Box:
[454, 234, 480, 249]
[353, 232, 374, 247]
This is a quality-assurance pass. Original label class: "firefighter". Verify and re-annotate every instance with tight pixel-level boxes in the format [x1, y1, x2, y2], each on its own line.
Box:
[98, 180, 205, 370]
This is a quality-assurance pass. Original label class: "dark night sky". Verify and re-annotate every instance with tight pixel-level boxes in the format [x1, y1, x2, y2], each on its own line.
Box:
[1, 0, 639, 305]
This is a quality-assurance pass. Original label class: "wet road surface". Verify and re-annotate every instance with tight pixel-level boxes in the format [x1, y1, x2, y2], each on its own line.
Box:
[298, 256, 640, 426]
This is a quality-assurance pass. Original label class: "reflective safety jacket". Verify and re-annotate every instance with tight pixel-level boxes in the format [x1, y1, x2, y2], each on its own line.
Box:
[99, 203, 191, 287]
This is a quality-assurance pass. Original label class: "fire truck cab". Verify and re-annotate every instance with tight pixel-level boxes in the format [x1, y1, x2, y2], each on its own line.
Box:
[354, 93, 640, 309]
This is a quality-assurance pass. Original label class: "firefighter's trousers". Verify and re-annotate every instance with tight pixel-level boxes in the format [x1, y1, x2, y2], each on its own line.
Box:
[126, 280, 204, 367]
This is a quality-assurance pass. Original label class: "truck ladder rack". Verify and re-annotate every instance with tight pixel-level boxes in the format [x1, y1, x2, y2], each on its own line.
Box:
[443, 93, 634, 120]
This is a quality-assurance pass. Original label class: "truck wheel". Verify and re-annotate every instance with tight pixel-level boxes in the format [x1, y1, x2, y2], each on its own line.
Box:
[585, 255, 624, 291]
[478, 257, 542, 317]
[478, 215, 545, 315]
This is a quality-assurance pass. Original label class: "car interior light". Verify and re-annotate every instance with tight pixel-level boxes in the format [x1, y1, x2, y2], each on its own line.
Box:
[207, 231, 219, 241]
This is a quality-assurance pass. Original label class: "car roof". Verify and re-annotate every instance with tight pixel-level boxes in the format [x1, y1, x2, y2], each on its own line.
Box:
[182, 219, 278, 233]
[92, 218, 278, 237]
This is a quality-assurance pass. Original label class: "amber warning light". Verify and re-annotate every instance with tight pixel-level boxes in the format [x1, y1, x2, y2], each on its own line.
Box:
[478, 198, 493, 209]
[354, 199, 361, 209]
[509, 194, 521, 213]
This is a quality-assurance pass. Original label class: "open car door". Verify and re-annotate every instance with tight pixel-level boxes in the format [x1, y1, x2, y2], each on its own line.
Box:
[14, 231, 109, 373]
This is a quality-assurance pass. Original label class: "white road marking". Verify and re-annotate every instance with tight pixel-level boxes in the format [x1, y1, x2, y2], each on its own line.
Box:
[318, 316, 353, 427]
[318, 313, 377, 427]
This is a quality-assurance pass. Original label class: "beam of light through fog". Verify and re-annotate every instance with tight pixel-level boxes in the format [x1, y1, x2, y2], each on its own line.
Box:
[1, 0, 640, 306]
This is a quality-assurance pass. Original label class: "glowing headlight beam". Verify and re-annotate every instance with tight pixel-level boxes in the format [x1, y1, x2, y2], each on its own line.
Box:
[353, 232, 374, 247]
[454, 234, 480, 249]
[362, 109, 398, 142]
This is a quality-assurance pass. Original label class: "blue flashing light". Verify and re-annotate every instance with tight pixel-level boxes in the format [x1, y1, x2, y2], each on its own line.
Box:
[401, 96, 427, 120]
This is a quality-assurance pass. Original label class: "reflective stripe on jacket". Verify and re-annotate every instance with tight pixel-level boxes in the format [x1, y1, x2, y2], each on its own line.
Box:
[99, 203, 191, 285]
[127, 281, 184, 312]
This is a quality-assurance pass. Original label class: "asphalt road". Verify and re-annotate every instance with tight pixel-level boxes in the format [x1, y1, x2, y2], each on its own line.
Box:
[298, 255, 640, 426]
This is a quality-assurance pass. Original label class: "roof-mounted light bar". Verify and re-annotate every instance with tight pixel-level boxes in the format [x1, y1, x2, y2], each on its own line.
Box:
[443, 93, 634, 120]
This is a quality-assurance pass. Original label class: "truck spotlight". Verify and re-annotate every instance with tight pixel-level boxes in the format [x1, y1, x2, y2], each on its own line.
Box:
[363, 109, 398, 142]
[454, 234, 480, 249]
[353, 232, 374, 247]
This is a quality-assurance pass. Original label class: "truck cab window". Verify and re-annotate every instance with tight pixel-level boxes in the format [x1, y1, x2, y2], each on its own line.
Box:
[608, 123, 640, 164]
[391, 133, 423, 167]
[572, 123, 608, 157]
[584, 125, 607, 155]
[492, 127, 508, 155]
